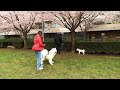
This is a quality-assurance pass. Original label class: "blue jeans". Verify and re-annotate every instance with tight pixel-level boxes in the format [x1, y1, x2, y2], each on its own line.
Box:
[35, 51, 43, 69]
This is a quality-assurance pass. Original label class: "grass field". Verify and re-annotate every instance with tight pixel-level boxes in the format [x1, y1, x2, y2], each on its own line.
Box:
[0, 48, 120, 79]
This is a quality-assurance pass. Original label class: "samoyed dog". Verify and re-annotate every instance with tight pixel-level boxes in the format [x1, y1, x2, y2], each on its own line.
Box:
[41, 48, 57, 65]
[76, 48, 85, 55]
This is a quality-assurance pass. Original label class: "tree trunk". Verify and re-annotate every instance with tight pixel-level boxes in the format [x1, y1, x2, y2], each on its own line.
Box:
[71, 31, 76, 53]
[23, 33, 28, 49]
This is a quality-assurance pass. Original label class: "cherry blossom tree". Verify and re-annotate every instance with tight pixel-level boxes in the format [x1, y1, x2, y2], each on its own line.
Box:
[49, 11, 101, 52]
[0, 14, 13, 35]
[0, 11, 56, 49]
[35, 11, 57, 41]
[0, 11, 101, 51]
[0, 11, 41, 49]
[79, 11, 101, 41]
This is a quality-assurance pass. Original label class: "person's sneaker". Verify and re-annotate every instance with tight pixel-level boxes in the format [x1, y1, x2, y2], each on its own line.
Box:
[37, 67, 43, 70]
[41, 64, 44, 67]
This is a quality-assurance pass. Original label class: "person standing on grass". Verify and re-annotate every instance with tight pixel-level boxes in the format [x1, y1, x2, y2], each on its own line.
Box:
[32, 31, 45, 70]
[54, 33, 63, 54]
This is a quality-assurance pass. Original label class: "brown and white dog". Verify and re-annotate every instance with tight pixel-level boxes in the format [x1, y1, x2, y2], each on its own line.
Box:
[41, 48, 57, 65]
[76, 48, 85, 55]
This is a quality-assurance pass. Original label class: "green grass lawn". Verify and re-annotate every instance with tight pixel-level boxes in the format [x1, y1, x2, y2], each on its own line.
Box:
[0, 48, 120, 79]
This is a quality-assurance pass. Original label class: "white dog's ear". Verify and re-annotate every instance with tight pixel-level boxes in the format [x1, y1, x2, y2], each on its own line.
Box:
[76, 48, 79, 50]
[55, 48, 57, 51]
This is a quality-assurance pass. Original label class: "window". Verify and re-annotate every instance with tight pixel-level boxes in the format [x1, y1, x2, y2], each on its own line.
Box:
[0, 35, 5, 39]
[95, 32, 101, 39]
[117, 31, 120, 37]
[52, 24, 60, 28]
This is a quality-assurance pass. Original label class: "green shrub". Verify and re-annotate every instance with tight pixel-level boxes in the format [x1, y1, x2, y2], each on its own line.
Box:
[0, 39, 8, 48]
[1, 37, 120, 55]
[27, 41, 34, 49]
[77, 42, 120, 54]
[44, 42, 55, 50]
[44, 38, 54, 42]
[0, 42, 8, 48]
[63, 42, 71, 51]
[12, 42, 24, 49]
[3, 38, 24, 49]
[5, 38, 23, 42]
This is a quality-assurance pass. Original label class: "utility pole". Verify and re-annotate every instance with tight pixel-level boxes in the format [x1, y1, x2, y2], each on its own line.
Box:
[42, 18, 45, 41]
[41, 12, 45, 42]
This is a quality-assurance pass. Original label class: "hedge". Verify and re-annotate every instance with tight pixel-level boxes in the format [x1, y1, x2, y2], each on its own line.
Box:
[12, 42, 24, 49]
[77, 42, 120, 54]
[1, 38, 120, 55]
[0, 42, 8, 48]
[22, 41, 120, 54]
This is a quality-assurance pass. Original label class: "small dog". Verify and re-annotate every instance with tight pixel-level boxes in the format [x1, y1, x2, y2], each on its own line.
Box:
[41, 48, 57, 65]
[76, 48, 85, 55]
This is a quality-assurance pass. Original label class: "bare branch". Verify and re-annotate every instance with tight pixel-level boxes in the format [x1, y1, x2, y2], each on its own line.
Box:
[0, 15, 12, 24]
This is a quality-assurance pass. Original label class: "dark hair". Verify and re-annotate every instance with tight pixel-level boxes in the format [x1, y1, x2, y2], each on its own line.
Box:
[57, 33, 62, 36]
[38, 31, 42, 34]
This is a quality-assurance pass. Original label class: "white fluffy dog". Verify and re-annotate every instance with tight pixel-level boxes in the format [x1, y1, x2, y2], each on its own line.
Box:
[41, 48, 57, 65]
[76, 48, 85, 55]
